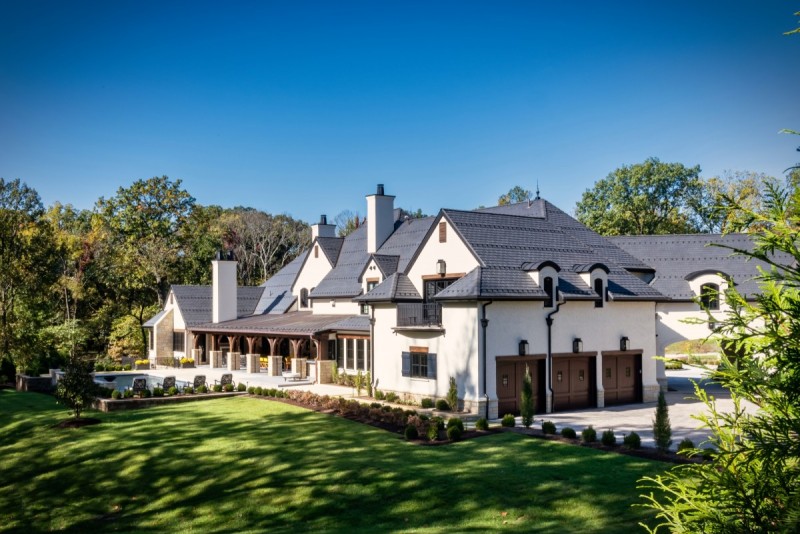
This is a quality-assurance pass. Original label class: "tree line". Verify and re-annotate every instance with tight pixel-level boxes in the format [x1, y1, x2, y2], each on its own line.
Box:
[0, 176, 310, 381]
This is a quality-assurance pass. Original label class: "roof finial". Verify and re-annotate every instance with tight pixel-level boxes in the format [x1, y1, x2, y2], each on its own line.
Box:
[535, 181, 540, 200]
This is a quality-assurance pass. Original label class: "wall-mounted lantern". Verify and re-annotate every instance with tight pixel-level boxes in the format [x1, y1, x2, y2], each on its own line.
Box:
[436, 259, 447, 276]
[620, 336, 630, 351]
[518, 339, 529, 356]
[573, 338, 583, 353]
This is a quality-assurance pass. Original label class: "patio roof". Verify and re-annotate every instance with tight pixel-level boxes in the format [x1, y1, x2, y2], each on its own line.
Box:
[193, 311, 368, 336]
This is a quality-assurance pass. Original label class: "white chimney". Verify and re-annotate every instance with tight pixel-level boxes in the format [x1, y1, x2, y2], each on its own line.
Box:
[366, 184, 395, 253]
[311, 214, 337, 240]
[212, 251, 237, 323]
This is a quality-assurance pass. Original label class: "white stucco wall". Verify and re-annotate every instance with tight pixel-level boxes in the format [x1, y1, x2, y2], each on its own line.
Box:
[405, 217, 480, 295]
[312, 298, 361, 315]
[293, 242, 333, 310]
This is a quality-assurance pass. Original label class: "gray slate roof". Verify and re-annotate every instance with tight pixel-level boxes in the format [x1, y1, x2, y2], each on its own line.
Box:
[311, 225, 370, 298]
[316, 237, 344, 265]
[438, 206, 664, 301]
[355, 272, 422, 302]
[609, 233, 793, 300]
[142, 309, 167, 328]
[171, 285, 264, 326]
[194, 311, 368, 335]
[371, 254, 400, 277]
[253, 251, 308, 314]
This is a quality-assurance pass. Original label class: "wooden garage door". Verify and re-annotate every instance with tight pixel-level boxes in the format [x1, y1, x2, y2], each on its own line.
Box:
[552, 356, 595, 411]
[497, 358, 545, 415]
[603, 353, 641, 405]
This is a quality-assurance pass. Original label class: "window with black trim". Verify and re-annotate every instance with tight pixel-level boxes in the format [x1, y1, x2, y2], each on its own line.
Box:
[401, 351, 437, 379]
[543, 276, 554, 308]
[700, 283, 720, 310]
[300, 288, 309, 308]
[594, 278, 604, 308]
[149, 330, 154, 350]
[361, 280, 377, 315]
[172, 331, 185, 352]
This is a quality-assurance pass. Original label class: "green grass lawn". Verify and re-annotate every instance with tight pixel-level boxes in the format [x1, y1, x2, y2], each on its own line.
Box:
[0, 390, 666, 533]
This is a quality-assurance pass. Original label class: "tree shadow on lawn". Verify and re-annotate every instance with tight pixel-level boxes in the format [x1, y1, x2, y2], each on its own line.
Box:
[0, 394, 665, 533]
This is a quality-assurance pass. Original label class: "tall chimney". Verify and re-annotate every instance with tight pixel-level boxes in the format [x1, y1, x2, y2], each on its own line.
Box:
[212, 250, 237, 323]
[311, 214, 337, 240]
[366, 183, 395, 253]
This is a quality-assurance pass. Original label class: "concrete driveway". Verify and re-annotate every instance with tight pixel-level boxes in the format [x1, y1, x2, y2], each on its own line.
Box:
[528, 366, 750, 450]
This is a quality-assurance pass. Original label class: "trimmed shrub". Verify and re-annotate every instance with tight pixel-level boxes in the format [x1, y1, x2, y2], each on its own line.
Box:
[421, 398, 434, 409]
[664, 359, 684, 370]
[224, 383, 234, 392]
[520, 364, 534, 428]
[447, 417, 464, 432]
[447, 424, 462, 441]
[601, 429, 617, 446]
[623, 431, 642, 449]
[427, 423, 440, 441]
[431, 416, 445, 430]
[653, 389, 673, 453]
[247, 386, 255, 394]
[582, 426, 597, 443]
[475, 417, 489, 431]
[167, 386, 179, 396]
[501, 413, 516, 427]
[255, 386, 263, 396]
[385, 392, 399, 403]
[365, 372, 373, 397]
[560, 427, 577, 439]
[123, 389, 134, 399]
[435, 399, 450, 411]
[404, 424, 419, 440]
[237, 383, 247, 392]
[197, 385, 208, 394]
[141, 388, 152, 398]
[152, 387, 164, 397]
[542, 421, 557, 435]
[374, 389, 385, 400]
[213, 384, 223, 392]
[95, 364, 105, 372]
[184, 386, 194, 395]
[123, 364, 132, 371]
[446, 376, 458, 412]
[677, 438, 695, 455]
[111, 389, 121, 399]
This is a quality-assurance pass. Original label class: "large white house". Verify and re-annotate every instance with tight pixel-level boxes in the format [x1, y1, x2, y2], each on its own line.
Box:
[144, 185, 784, 419]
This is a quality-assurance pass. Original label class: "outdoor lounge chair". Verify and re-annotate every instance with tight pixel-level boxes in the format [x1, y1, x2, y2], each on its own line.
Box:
[214, 373, 234, 388]
[157, 376, 176, 391]
[187, 375, 207, 392]
[131, 377, 148, 398]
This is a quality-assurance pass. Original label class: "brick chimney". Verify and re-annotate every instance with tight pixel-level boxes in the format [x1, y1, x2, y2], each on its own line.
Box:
[366, 184, 395, 253]
[212, 250, 237, 323]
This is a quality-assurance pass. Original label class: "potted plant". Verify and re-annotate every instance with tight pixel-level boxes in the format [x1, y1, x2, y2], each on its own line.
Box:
[134, 359, 150, 370]
[180, 357, 195, 369]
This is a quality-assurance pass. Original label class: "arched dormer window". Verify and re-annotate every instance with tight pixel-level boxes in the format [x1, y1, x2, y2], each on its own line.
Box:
[700, 283, 719, 311]
[300, 288, 309, 308]
[543, 276, 554, 308]
[594, 278, 604, 308]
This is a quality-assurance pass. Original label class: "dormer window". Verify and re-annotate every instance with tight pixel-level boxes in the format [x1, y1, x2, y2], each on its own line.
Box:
[543, 276, 554, 308]
[700, 283, 719, 310]
[594, 278, 604, 308]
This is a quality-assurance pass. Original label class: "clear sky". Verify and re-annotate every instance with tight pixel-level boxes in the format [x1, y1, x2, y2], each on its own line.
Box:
[2, 1, 799, 223]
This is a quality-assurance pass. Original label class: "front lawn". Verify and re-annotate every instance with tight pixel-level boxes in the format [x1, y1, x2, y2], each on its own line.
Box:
[0, 391, 665, 532]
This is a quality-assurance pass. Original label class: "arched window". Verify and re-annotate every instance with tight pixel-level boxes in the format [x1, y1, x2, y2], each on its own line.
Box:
[300, 288, 309, 308]
[700, 283, 719, 310]
[543, 277, 554, 308]
[594, 278, 604, 308]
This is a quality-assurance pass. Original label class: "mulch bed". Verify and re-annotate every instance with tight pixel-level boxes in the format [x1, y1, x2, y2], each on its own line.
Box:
[53, 417, 102, 429]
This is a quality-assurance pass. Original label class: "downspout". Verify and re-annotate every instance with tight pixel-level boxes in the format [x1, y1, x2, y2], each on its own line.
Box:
[545, 297, 564, 414]
[369, 306, 376, 388]
[480, 300, 493, 420]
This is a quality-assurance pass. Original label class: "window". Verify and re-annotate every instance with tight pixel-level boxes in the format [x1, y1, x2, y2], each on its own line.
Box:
[337, 338, 345, 369]
[424, 279, 455, 301]
[438, 221, 447, 243]
[314, 245, 319, 258]
[300, 288, 309, 308]
[148, 330, 154, 350]
[356, 341, 365, 370]
[361, 280, 378, 315]
[172, 331, 185, 352]
[334, 338, 370, 371]
[401, 351, 437, 379]
[700, 283, 720, 310]
[328, 339, 336, 361]
[594, 278, 604, 308]
[543, 276, 554, 308]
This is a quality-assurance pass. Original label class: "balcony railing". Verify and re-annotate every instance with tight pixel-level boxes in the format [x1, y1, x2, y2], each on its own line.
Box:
[397, 302, 442, 327]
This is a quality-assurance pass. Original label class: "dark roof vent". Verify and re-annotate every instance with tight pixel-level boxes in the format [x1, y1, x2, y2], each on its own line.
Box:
[377, 184, 385, 195]
[320, 214, 327, 225]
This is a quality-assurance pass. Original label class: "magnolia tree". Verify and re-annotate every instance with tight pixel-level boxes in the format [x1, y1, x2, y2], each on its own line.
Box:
[55, 356, 97, 419]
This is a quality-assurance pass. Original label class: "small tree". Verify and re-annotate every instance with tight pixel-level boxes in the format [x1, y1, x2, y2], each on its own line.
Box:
[520, 364, 534, 428]
[446, 377, 458, 413]
[355, 370, 363, 396]
[652, 389, 672, 453]
[365, 371, 373, 397]
[55, 356, 97, 419]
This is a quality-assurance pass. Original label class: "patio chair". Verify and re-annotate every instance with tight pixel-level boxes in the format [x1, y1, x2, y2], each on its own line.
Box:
[187, 375, 207, 392]
[131, 377, 148, 398]
[214, 373, 234, 388]
[157, 376, 176, 391]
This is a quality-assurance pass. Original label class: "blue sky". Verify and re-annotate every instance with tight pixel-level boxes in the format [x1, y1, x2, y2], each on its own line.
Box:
[1, 1, 798, 223]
